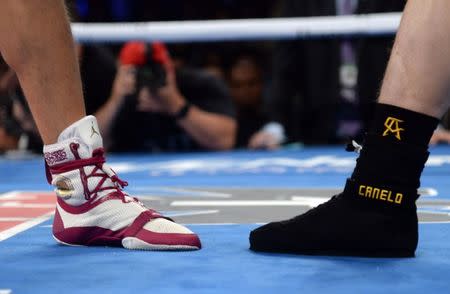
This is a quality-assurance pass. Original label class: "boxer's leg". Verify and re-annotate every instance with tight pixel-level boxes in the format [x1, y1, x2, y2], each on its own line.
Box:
[250, 0, 447, 257]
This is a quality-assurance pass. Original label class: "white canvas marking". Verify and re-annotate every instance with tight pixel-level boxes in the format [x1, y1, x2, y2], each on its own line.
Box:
[131, 186, 232, 198]
[0, 202, 54, 208]
[171, 200, 319, 207]
[164, 210, 219, 217]
[0, 217, 31, 222]
[0, 212, 53, 242]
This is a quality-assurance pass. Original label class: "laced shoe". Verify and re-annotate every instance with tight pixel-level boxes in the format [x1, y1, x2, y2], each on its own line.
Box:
[44, 116, 201, 250]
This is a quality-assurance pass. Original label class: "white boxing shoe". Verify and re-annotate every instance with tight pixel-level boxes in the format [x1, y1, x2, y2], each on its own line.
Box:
[44, 116, 201, 250]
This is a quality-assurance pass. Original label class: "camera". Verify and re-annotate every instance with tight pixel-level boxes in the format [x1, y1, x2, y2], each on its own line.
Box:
[136, 46, 167, 94]
[119, 42, 171, 94]
[136, 63, 166, 94]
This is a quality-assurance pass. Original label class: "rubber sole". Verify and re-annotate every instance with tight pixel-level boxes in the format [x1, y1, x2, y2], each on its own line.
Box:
[54, 235, 200, 251]
[249, 246, 415, 258]
[122, 237, 200, 251]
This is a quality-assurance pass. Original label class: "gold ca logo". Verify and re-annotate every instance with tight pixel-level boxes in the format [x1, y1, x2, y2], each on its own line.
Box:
[383, 117, 404, 140]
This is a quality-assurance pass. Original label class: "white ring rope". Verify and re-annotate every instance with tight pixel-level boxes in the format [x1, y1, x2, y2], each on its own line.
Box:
[71, 12, 401, 43]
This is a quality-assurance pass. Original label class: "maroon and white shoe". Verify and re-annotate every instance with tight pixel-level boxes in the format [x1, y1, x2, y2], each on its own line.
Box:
[44, 116, 201, 250]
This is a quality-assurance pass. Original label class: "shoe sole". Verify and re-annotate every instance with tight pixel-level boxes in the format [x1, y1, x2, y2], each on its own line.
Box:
[249, 246, 415, 258]
[122, 237, 200, 251]
[53, 235, 86, 247]
[54, 235, 200, 251]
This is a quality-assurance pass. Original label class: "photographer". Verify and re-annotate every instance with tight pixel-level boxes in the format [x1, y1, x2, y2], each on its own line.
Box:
[95, 42, 236, 152]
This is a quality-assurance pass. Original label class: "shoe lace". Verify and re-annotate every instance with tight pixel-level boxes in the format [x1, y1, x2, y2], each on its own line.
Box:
[74, 144, 129, 201]
[345, 139, 363, 153]
[86, 154, 128, 201]
[50, 143, 130, 201]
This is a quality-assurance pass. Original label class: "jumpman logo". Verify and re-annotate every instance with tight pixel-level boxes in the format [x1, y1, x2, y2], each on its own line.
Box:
[383, 117, 404, 140]
[90, 122, 99, 138]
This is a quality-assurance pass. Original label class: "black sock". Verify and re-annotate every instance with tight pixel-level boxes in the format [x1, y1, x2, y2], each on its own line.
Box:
[351, 103, 439, 190]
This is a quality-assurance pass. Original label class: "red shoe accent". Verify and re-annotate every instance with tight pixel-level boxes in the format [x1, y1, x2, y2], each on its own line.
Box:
[53, 204, 201, 249]
[47, 133, 201, 250]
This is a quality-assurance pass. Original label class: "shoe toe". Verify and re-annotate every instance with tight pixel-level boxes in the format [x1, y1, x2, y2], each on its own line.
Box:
[249, 222, 285, 252]
[123, 218, 201, 251]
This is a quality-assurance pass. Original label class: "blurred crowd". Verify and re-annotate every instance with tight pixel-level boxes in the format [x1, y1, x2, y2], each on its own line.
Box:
[1, 0, 450, 154]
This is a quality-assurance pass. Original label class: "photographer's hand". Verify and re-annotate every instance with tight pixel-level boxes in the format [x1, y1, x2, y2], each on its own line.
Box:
[110, 65, 136, 101]
[137, 65, 185, 115]
[248, 130, 280, 150]
[137, 62, 235, 150]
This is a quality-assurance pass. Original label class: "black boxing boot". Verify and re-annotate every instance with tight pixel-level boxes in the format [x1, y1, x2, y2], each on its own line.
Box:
[249, 104, 439, 257]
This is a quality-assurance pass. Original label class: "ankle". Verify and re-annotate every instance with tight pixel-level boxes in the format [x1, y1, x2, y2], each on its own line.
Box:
[351, 103, 439, 190]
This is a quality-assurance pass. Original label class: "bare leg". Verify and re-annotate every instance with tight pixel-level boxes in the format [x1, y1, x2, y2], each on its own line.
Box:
[380, 0, 450, 118]
[0, 0, 201, 251]
[0, 0, 85, 144]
